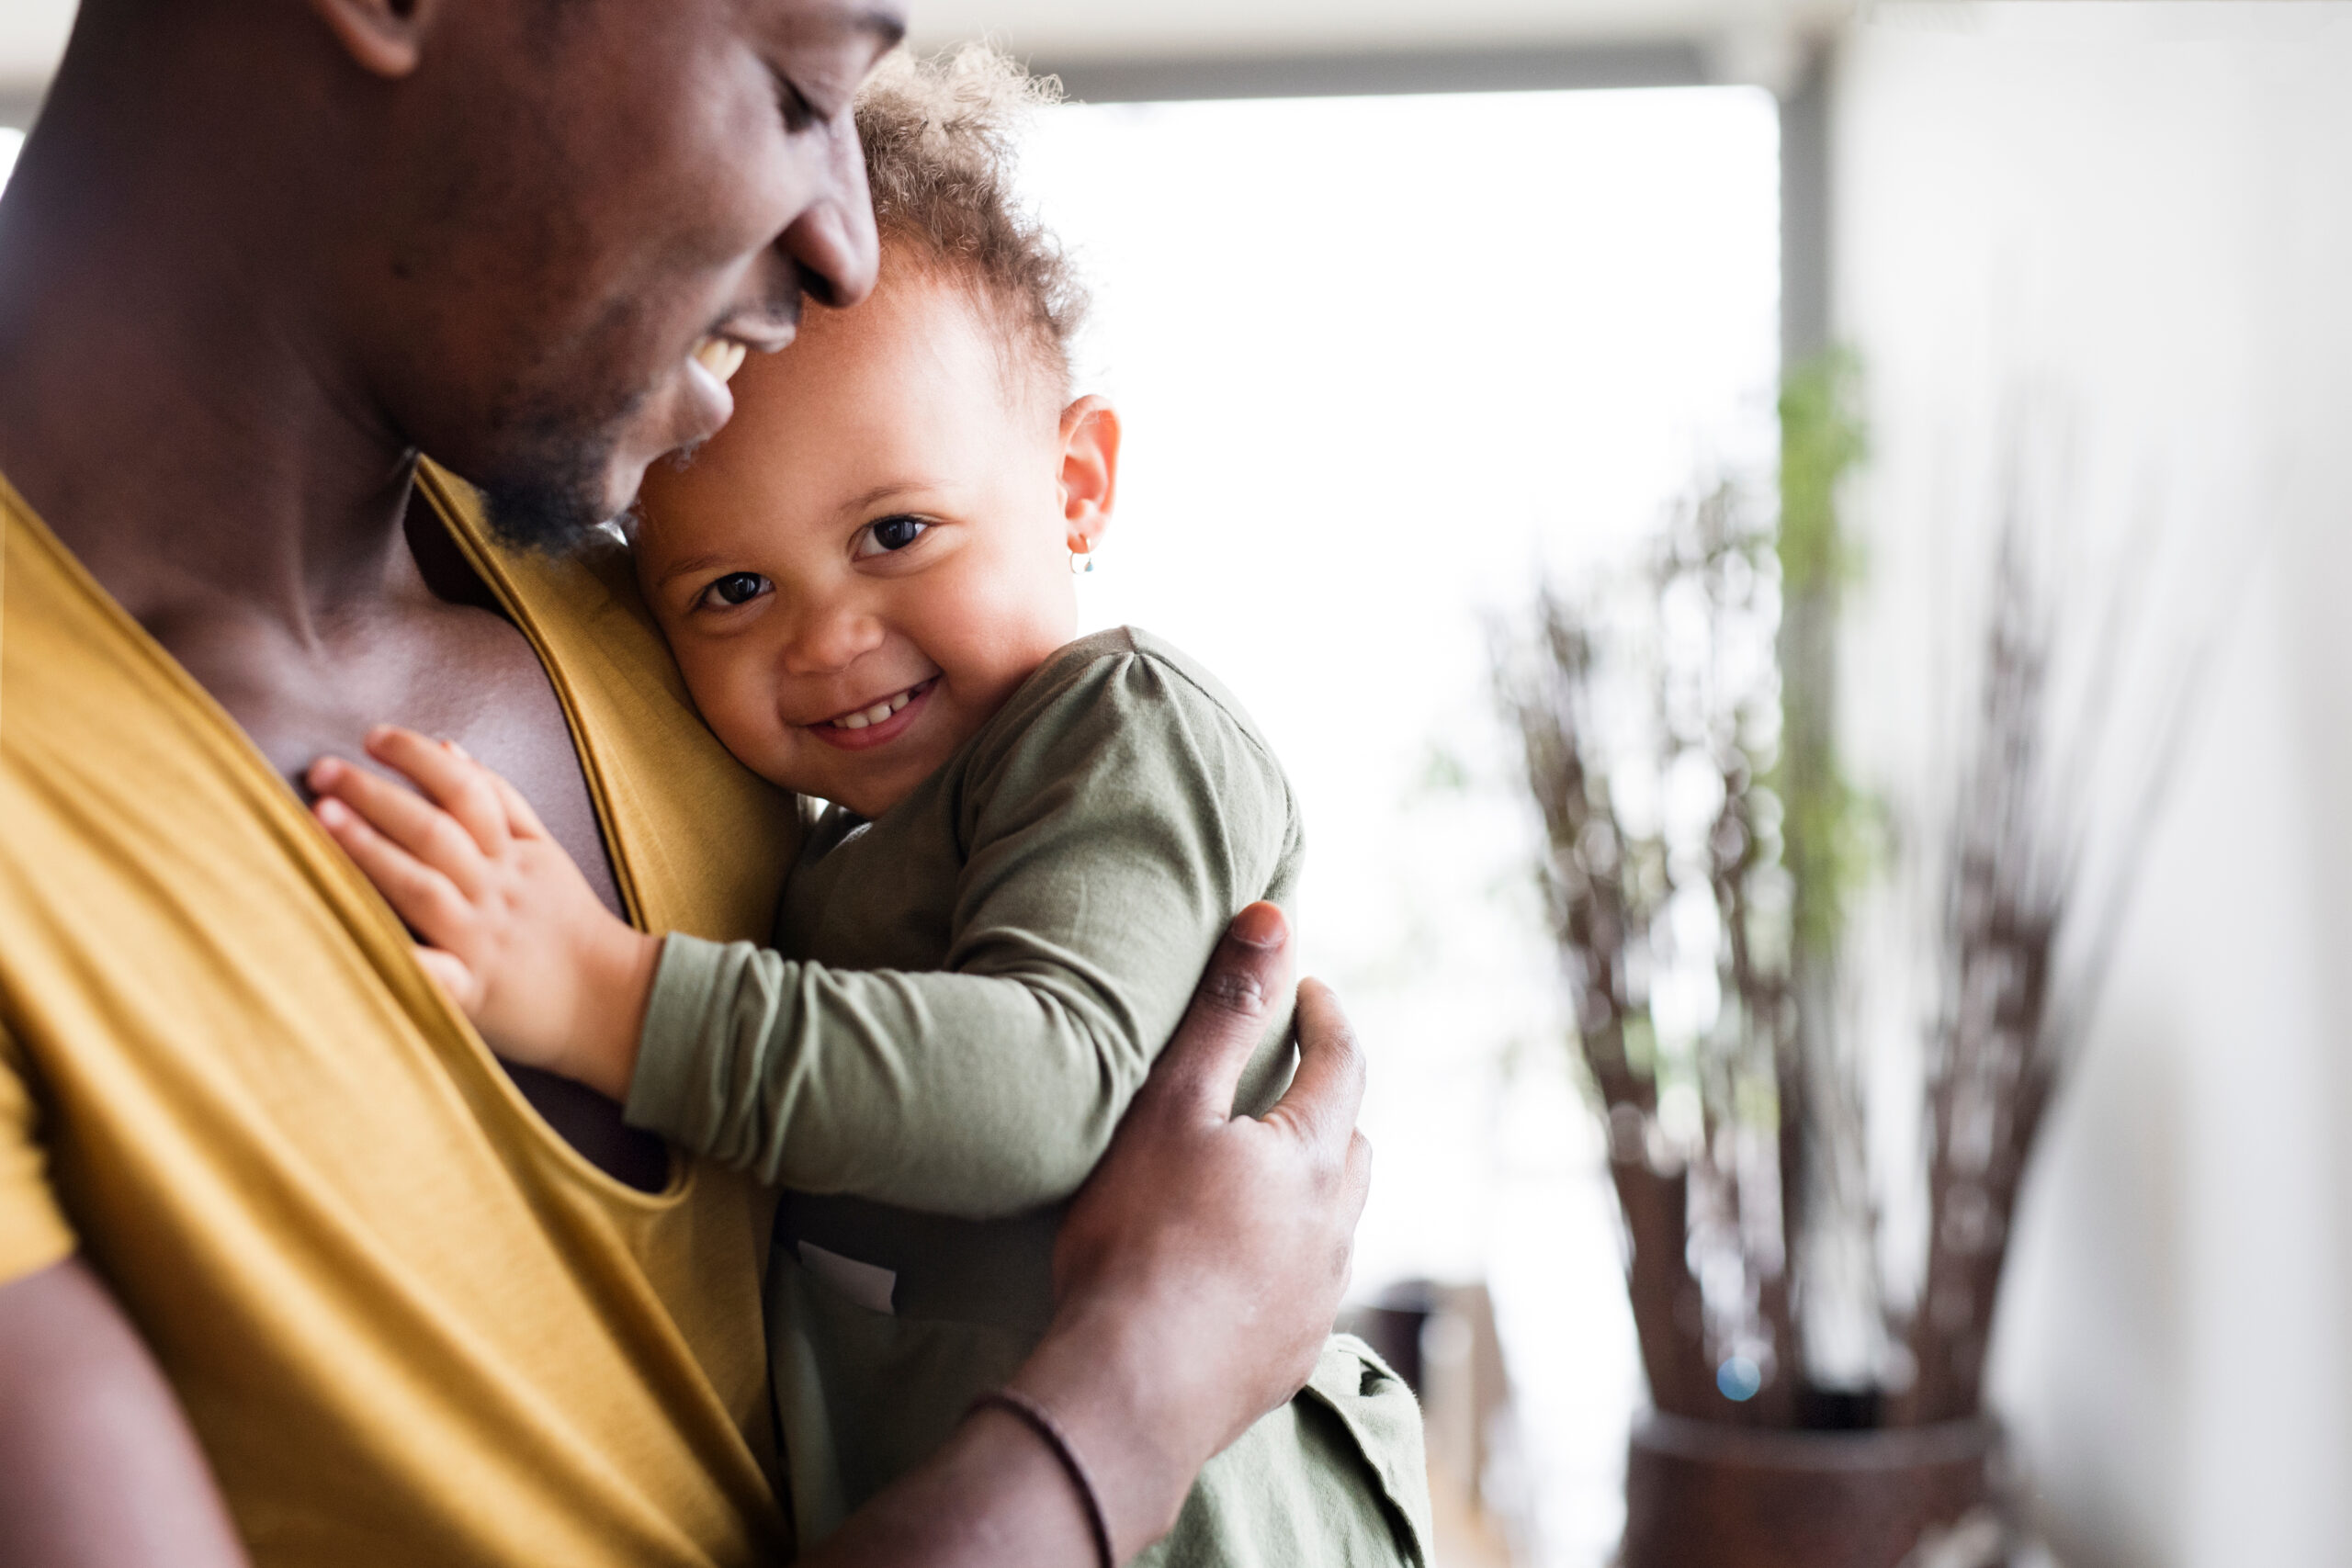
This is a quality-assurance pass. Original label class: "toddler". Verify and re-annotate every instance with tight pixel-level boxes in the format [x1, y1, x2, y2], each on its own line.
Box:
[312, 48, 1429, 1568]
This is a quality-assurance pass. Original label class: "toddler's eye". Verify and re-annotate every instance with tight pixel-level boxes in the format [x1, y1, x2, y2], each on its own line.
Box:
[854, 515, 932, 558]
[701, 571, 772, 608]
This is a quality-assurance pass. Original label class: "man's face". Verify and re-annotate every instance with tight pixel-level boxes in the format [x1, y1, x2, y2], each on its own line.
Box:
[350, 0, 901, 547]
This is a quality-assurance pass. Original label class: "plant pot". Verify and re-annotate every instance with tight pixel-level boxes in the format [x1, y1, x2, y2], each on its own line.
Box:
[1619, 1411, 2000, 1568]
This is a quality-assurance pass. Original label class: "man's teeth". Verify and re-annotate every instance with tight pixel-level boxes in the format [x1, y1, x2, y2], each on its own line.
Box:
[832, 686, 919, 731]
[692, 335, 749, 384]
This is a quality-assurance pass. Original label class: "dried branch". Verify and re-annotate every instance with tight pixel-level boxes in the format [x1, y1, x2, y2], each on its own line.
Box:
[1498, 479, 1806, 1423]
[1890, 486, 2217, 1424]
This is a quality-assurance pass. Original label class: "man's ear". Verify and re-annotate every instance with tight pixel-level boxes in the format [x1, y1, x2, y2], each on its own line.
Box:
[1058, 396, 1122, 555]
[305, 0, 448, 79]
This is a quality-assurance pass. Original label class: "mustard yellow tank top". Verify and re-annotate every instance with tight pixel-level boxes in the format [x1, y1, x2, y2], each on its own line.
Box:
[0, 461, 797, 1566]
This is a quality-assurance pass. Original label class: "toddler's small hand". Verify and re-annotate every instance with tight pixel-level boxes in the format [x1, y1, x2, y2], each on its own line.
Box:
[305, 727, 657, 1100]
[410, 945, 486, 1018]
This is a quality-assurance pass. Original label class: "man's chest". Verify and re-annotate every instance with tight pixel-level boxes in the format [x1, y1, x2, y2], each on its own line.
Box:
[164, 604, 615, 901]
[0, 713, 780, 1550]
[144, 594, 669, 1187]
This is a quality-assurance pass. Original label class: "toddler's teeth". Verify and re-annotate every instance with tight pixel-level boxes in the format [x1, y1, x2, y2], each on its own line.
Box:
[823, 684, 922, 732]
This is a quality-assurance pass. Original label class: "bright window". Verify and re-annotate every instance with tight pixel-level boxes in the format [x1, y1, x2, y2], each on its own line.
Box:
[1023, 85, 1781, 1566]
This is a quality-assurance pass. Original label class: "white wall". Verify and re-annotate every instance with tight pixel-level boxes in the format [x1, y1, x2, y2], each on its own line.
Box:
[0, 0, 1851, 96]
[905, 0, 1841, 62]
[1835, 7, 2352, 1564]
[0, 2, 70, 95]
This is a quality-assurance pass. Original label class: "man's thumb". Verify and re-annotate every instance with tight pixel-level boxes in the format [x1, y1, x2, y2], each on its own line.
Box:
[1152, 903, 1293, 1116]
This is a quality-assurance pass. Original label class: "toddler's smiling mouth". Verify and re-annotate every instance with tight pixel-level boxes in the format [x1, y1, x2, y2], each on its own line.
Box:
[806, 678, 939, 751]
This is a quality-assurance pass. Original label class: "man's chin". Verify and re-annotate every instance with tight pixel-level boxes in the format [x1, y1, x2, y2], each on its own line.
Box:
[465, 389, 654, 553]
[474, 459, 636, 555]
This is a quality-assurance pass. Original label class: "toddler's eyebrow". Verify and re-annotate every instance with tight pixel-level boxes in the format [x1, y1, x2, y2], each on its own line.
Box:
[838, 479, 940, 518]
[654, 552, 729, 587]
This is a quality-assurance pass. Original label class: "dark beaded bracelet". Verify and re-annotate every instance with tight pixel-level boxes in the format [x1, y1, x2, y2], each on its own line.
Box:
[967, 1387, 1116, 1568]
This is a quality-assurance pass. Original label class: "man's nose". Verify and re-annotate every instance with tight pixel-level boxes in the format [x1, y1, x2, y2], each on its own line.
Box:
[781, 601, 886, 676]
[780, 121, 879, 310]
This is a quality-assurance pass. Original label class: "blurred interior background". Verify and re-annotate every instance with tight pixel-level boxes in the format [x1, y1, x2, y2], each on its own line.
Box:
[11, 4, 2352, 1565]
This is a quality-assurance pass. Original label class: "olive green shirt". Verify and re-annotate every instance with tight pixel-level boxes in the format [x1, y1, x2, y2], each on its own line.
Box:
[626, 627, 1430, 1565]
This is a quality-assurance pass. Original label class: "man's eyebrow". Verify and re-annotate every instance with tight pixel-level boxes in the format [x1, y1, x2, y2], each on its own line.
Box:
[768, 6, 906, 60]
[852, 8, 908, 48]
[793, 6, 906, 51]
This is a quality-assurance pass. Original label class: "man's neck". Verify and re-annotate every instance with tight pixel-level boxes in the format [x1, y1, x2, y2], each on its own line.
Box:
[0, 62, 413, 639]
[0, 24, 673, 1192]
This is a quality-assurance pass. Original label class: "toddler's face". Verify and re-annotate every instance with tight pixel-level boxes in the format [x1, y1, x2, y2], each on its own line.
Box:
[633, 261, 1114, 818]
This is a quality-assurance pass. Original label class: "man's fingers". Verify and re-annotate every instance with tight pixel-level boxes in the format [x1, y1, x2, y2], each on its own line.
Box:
[1147, 903, 1295, 1119]
[1260, 977, 1367, 1155]
[364, 727, 510, 853]
[1336, 1131, 1373, 1299]
[1343, 1128, 1374, 1227]
[314, 797, 477, 949]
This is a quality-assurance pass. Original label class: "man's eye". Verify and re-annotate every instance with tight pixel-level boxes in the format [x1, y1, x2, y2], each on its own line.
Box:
[702, 571, 772, 608]
[772, 71, 818, 134]
[771, 67, 855, 135]
[854, 516, 932, 558]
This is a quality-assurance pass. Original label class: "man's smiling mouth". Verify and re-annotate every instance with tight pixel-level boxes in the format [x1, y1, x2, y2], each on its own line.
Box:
[690, 334, 750, 383]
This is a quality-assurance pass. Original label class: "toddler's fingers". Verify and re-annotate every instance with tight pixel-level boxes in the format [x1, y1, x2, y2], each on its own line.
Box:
[309, 757, 490, 898]
[365, 727, 511, 855]
[314, 795, 478, 952]
[438, 736, 548, 840]
[412, 947, 484, 1018]
[480, 766, 552, 841]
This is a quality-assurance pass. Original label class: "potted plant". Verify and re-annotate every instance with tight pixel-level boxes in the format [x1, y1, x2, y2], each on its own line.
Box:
[1494, 360, 2187, 1568]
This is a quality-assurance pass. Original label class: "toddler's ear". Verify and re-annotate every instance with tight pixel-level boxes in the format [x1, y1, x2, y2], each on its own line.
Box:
[1058, 396, 1121, 553]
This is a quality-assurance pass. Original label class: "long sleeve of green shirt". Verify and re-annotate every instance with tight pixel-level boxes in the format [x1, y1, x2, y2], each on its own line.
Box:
[622, 628, 1304, 1220]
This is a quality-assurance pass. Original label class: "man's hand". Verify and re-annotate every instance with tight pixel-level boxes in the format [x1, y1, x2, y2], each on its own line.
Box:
[306, 727, 659, 1099]
[1012, 901, 1371, 1557]
[804, 902, 1372, 1567]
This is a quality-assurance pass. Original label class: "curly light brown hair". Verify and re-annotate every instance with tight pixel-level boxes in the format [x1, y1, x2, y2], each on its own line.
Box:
[854, 44, 1087, 398]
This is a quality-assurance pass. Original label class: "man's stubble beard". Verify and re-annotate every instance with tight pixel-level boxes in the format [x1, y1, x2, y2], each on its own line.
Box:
[469, 284, 665, 553]
[472, 378, 650, 554]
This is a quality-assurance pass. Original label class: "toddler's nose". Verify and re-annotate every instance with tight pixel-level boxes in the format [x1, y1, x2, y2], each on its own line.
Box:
[779, 603, 887, 676]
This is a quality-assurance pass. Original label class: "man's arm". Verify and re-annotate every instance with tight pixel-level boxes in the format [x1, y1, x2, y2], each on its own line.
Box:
[0, 904, 1361, 1567]
[808, 904, 1373, 1565]
[0, 1257, 248, 1568]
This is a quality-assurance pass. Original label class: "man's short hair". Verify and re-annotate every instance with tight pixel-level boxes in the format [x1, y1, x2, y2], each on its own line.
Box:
[855, 44, 1087, 399]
